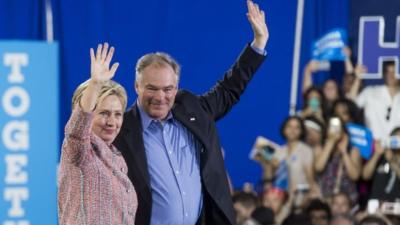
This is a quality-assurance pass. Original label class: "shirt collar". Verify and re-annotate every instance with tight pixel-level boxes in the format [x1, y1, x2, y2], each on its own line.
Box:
[137, 100, 173, 130]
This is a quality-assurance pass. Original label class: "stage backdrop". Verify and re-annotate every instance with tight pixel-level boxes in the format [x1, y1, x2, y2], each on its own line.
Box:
[0, 41, 58, 225]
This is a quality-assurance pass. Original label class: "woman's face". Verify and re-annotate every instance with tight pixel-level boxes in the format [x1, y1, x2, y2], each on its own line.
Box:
[331, 194, 351, 216]
[307, 90, 321, 102]
[91, 95, 124, 145]
[334, 103, 351, 123]
[323, 80, 339, 102]
[306, 126, 322, 146]
[342, 73, 355, 94]
[284, 118, 302, 142]
[307, 90, 322, 111]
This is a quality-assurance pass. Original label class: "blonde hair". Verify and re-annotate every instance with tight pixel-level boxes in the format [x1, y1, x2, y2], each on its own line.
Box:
[135, 52, 180, 83]
[71, 79, 128, 110]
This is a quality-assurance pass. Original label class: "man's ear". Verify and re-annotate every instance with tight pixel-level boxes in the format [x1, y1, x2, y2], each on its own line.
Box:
[134, 81, 139, 94]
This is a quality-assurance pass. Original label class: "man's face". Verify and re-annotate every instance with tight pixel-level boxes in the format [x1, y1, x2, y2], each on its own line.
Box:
[135, 64, 178, 120]
[384, 64, 399, 87]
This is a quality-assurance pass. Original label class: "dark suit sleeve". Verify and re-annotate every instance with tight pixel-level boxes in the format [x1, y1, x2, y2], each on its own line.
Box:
[199, 44, 266, 121]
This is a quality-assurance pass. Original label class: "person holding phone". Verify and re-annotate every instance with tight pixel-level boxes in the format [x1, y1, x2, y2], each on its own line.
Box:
[363, 127, 400, 202]
[314, 116, 362, 203]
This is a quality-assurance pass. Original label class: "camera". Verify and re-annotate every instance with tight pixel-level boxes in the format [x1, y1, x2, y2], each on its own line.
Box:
[262, 145, 275, 154]
[367, 199, 400, 215]
[381, 202, 400, 215]
[260, 145, 275, 161]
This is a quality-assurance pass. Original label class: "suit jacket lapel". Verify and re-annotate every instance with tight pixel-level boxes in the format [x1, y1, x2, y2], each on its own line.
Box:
[172, 102, 210, 157]
[123, 104, 151, 189]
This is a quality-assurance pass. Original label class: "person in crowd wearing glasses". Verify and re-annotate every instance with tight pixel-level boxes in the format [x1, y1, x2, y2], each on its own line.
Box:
[348, 61, 400, 141]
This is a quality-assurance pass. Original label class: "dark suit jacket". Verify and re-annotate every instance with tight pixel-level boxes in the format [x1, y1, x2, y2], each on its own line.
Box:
[114, 45, 265, 225]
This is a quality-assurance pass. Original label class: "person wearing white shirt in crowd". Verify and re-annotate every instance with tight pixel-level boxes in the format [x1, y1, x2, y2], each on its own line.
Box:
[349, 61, 400, 141]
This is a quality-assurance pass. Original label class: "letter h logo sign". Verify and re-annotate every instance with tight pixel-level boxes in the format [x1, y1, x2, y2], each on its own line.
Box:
[358, 16, 400, 79]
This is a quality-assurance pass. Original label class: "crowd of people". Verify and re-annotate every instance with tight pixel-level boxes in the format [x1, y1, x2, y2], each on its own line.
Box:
[236, 49, 400, 225]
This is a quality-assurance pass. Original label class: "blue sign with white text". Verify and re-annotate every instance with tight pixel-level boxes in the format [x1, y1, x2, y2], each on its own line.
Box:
[312, 28, 348, 61]
[347, 123, 373, 160]
[0, 41, 59, 225]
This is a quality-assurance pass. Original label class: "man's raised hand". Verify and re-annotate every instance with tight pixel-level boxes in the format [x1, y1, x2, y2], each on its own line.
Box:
[246, 0, 269, 50]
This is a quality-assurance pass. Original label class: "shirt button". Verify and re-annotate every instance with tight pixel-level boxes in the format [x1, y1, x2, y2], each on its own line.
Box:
[168, 151, 172, 154]
[175, 170, 180, 174]
[185, 213, 188, 217]
[182, 191, 186, 195]
[126, 189, 131, 193]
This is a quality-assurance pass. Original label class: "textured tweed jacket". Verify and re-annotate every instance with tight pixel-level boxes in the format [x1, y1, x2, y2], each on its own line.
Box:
[58, 109, 138, 225]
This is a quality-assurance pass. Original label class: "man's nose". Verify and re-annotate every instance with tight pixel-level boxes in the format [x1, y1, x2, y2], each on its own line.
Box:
[153, 89, 165, 100]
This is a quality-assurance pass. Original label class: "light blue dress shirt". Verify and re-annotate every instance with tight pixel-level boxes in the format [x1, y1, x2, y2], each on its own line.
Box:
[138, 105, 203, 225]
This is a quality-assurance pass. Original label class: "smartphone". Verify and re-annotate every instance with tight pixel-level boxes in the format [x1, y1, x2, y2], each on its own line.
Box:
[329, 117, 342, 135]
[367, 199, 380, 214]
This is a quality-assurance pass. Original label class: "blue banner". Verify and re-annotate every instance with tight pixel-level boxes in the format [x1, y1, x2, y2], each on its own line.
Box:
[311, 28, 348, 61]
[347, 123, 374, 160]
[0, 41, 58, 225]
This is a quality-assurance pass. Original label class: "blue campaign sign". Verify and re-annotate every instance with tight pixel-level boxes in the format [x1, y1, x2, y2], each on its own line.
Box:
[0, 41, 58, 224]
[273, 160, 289, 191]
[347, 123, 374, 160]
[311, 28, 348, 61]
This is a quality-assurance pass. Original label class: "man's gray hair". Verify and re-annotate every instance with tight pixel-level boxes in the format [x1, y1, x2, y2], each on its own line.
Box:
[135, 52, 181, 83]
